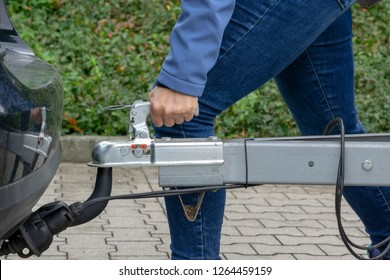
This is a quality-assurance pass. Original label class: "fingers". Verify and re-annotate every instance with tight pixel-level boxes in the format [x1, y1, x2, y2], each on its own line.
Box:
[149, 101, 194, 127]
[148, 86, 198, 127]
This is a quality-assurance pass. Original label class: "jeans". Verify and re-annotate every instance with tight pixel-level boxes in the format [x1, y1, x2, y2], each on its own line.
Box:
[154, 0, 390, 259]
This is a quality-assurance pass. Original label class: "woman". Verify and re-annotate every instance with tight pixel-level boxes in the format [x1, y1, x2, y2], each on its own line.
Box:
[148, 0, 389, 260]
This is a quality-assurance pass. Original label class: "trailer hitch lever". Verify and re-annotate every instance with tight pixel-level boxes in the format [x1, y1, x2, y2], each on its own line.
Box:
[105, 100, 151, 140]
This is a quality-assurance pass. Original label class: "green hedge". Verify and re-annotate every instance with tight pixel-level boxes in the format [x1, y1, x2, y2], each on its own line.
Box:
[7, 0, 389, 138]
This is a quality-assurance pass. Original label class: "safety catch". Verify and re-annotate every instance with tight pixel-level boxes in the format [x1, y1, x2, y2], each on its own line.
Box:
[178, 191, 206, 222]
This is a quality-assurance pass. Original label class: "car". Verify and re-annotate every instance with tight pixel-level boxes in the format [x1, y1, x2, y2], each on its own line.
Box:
[0, 0, 63, 256]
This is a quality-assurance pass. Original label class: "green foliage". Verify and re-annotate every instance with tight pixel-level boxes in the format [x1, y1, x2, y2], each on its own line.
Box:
[6, 1, 389, 137]
[215, 81, 299, 138]
[7, 0, 181, 135]
[352, 3, 390, 133]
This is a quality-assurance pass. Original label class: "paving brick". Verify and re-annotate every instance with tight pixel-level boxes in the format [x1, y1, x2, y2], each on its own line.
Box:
[139, 210, 167, 222]
[149, 221, 170, 235]
[220, 243, 258, 255]
[107, 228, 160, 242]
[294, 254, 354, 260]
[66, 249, 114, 260]
[103, 216, 154, 229]
[223, 219, 264, 228]
[221, 226, 242, 236]
[258, 218, 326, 229]
[302, 185, 335, 193]
[222, 253, 296, 260]
[298, 227, 365, 238]
[137, 201, 167, 211]
[231, 191, 287, 200]
[246, 205, 305, 214]
[266, 198, 323, 207]
[230, 189, 286, 200]
[109, 241, 167, 259]
[227, 197, 270, 206]
[275, 235, 343, 246]
[110, 254, 169, 260]
[299, 205, 339, 214]
[268, 185, 308, 194]
[252, 244, 325, 256]
[59, 234, 112, 249]
[225, 204, 250, 213]
[225, 212, 286, 221]
[237, 226, 304, 237]
[103, 206, 143, 217]
[281, 212, 337, 221]
[254, 184, 304, 193]
[221, 235, 281, 246]
[318, 244, 356, 256]
[285, 192, 334, 200]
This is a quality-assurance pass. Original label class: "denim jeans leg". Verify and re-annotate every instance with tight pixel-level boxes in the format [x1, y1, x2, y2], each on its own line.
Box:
[164, 190, 226, 260]
[274, 10, 390, 257]
[154, 0, 361, 259]
[275, 10, 363, 135]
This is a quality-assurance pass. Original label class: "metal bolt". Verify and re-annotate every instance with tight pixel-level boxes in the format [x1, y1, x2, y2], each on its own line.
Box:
[362, 160, 373, 171]
[120, 146, 130, 156]
[133, 148, 143, 158]
[138, 131, 148, 138]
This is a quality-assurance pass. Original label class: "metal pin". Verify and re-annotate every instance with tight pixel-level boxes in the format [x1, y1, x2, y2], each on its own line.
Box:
[362, 160, 373, 171]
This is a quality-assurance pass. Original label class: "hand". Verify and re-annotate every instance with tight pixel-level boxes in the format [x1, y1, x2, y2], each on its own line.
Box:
[148, 86, 198, 127]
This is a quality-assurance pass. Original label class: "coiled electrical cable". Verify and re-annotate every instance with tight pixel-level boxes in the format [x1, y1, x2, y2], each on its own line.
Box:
[323, 117, 390, 260]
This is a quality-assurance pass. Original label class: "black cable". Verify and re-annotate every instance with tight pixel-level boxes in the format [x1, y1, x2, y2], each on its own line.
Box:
[244, 138, 255, 188]
[80, 184, 255, 209]
[323, 117, 390, 260]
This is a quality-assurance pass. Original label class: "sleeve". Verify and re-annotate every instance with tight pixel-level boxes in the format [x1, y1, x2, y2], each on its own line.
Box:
[157, 0, 236, 97]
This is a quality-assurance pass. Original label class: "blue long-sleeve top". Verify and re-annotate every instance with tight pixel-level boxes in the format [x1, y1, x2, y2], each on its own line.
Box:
[157, 0, 236, 97]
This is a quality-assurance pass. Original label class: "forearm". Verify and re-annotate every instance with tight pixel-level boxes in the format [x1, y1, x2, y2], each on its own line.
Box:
[157, 0, 236, 97]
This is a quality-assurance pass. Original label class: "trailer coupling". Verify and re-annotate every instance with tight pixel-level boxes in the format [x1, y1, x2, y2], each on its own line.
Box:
[2, 100, 390, 259]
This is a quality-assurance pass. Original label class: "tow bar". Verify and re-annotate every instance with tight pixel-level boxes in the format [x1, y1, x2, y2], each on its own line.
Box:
[1, 100, 390, 259]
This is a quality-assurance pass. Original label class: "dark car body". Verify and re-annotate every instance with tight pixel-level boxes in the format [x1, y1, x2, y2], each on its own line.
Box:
[0, 1, 63, 242]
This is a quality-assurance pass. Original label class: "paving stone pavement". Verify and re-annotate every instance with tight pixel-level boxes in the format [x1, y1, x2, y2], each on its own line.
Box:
[2, 162, 371, 260]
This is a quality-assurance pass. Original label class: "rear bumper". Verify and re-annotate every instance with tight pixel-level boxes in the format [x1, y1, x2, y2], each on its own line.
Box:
[0, 145, 61, 240]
